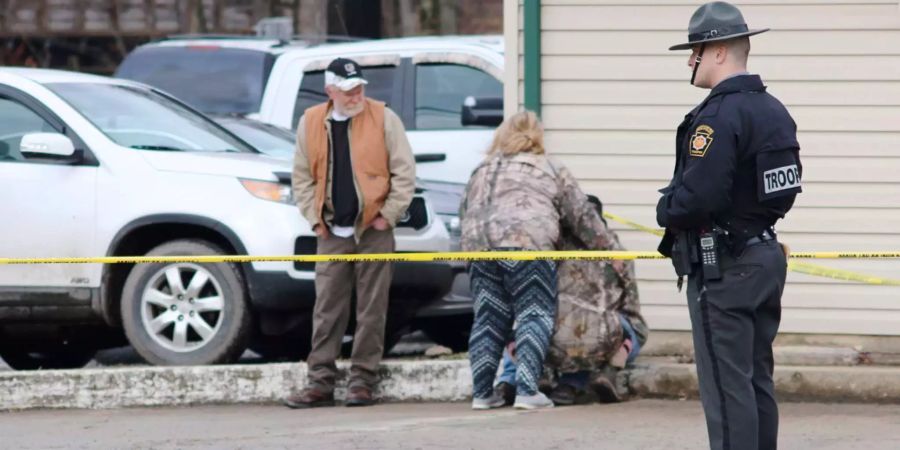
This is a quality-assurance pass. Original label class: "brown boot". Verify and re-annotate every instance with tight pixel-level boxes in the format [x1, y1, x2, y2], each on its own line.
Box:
[591, 366, 623, 404]
[283, 387, 335, 409]
[549, 383, 577, 406]
[345, 386, 377, 407]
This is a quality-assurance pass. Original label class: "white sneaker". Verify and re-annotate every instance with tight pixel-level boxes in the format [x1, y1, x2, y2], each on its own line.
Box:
[513, 392, 555, 410]
[472, 392, 506, 410]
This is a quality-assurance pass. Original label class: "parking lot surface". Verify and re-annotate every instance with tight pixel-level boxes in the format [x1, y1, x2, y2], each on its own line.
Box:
[2, 399, 898, 449]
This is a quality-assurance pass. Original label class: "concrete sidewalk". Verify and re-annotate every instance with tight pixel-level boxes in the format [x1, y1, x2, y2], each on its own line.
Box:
[2, 355, 900, 410]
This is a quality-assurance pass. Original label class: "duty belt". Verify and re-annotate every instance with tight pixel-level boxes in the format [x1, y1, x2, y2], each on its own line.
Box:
[745, 228, 776, 247]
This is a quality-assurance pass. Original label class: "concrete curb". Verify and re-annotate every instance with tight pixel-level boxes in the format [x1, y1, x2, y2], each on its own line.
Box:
[0, 360, 472, 411]
[3, 359, 900, 411]
[628, 362, 900, 403]
[642, 332, 900, 365]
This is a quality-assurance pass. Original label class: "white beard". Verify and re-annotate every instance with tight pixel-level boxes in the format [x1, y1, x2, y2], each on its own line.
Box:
[334, 102, 364, 118]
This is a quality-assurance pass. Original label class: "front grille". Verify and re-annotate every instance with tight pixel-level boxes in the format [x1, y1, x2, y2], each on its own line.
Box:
[397, 197, 428, 230]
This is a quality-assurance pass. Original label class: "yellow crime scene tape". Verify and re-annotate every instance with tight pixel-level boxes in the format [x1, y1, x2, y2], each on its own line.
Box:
[1, 250, 900, 265]
[0, 250, 664, 266]
[787, 261, 900, 286]
[1, 211, 899, 286]
[601, 212, 900, 286]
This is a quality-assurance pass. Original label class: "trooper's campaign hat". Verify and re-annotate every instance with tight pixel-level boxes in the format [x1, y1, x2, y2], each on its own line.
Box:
[669, 1, 769, 51]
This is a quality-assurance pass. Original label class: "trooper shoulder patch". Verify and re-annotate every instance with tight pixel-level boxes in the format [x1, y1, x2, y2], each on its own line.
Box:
[689, 125, 714, 157]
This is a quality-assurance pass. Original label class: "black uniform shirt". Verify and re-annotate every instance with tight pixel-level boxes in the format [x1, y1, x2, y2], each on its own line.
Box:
[656, 74, 802, 241]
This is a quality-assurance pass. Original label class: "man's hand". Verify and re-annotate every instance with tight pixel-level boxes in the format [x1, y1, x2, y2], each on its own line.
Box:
[313, 224, 330, 239]
[371, 215, 390, 231]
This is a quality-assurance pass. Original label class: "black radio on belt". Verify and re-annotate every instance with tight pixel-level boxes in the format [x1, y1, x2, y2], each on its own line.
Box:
[698, 230, 722, 281]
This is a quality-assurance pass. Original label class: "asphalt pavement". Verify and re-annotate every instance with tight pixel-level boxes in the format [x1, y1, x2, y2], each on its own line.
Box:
[1, 400, 898, 449]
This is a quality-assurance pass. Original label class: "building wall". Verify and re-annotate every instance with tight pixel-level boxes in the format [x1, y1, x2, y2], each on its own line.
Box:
[381, 0, 503, 37]
[457, 0, 504, 34]
[506, 0, 900, 335]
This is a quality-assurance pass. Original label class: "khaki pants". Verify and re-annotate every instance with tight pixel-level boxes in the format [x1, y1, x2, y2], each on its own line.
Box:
[306, 227, 394, 391]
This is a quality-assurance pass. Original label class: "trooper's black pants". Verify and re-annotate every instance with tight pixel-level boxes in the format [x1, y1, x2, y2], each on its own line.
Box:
[686, 240, 787, 450]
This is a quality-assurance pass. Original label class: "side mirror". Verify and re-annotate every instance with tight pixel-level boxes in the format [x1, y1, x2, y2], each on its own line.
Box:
[461, 96, 503, 127]
[20, 133, 75, 157]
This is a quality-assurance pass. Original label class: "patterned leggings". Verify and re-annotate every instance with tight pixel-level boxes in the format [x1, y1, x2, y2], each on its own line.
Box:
[468, 259, 557, 398]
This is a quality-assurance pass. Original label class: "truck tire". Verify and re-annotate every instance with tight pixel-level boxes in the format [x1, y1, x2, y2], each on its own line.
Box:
[120, 240, 252, 366]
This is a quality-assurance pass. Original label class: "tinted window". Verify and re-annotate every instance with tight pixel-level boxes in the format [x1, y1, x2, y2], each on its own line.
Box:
[415, 64, 502, 130]
[292, 65, 397, 129]
[0, 97, 57, 162]
[116, 46, 274, 115]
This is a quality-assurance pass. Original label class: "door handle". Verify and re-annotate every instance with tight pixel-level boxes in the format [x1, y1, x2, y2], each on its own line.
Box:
[415, 153, 447, 163]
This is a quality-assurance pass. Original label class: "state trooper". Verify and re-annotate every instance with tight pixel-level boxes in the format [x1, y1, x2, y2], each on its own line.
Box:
[656, 2, 802, 449]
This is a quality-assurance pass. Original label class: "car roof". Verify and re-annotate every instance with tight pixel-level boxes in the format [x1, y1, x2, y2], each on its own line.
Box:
[281, 35, 504, 58]
[137, 34, 504, 57]
[146, 36, 303, 54]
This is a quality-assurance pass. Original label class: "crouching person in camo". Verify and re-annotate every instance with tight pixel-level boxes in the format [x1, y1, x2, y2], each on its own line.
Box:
[545, 196, 648, 405]
[494, 196, 649, 406]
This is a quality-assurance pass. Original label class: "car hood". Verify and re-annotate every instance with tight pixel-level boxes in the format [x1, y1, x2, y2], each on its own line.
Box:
[140, 150, 290, 181]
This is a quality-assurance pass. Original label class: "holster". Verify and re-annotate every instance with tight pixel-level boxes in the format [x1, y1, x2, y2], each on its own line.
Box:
[669, 231, 697, 277]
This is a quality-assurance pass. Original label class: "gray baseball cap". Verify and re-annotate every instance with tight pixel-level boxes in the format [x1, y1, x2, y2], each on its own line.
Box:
[669, 1, 769, 51]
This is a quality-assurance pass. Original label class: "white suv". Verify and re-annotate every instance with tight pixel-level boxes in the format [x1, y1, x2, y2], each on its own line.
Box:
[117, 35, 505, 184]
[0, 69, 451, 370]
[117, 35, 504, 351]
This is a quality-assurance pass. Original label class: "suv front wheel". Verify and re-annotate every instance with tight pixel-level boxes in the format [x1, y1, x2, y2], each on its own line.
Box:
[120, 240, 252, 366]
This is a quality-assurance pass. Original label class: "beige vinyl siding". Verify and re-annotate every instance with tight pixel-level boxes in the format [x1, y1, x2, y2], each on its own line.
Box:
[506, 0, 900, 335]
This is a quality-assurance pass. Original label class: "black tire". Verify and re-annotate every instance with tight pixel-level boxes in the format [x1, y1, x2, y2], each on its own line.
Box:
[420, 316, 472, 353]
[0, 343, 96, 371]
[120, 240, 252, 366]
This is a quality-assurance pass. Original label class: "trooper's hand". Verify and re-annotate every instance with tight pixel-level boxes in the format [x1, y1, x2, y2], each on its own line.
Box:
[372, 215, 390, 231]
[314, 224, 330, 239]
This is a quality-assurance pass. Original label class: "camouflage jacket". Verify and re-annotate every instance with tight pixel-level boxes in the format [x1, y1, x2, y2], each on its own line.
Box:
[459, 153, 614, 252]
[547, 218, 650, 374]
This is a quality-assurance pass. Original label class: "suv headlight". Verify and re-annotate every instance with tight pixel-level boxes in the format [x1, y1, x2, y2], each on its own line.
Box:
[441, 214, 462, 251]
[240, 179, 293, 205]
[448, 216, 461, 235]
[441, 214, 461, 236]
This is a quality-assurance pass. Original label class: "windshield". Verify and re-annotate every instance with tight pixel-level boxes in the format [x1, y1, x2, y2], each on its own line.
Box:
[216, 117, 295, 159]
[115, 46, 274, 115]
[48, 83, 255, 153]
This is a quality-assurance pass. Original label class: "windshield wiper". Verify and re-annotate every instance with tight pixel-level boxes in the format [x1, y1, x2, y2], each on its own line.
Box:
[130, 145, 185, 151]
